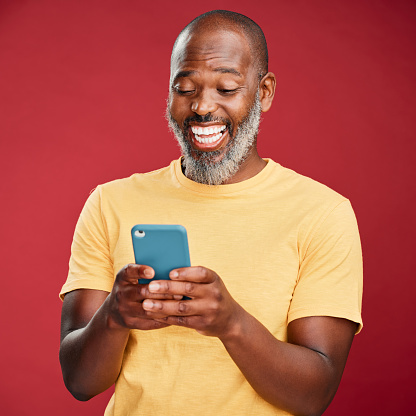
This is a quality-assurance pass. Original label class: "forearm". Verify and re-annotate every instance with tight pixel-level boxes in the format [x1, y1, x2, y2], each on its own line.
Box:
[59, 296, 130, 401]
[142, 267, 355, 414]
[220, 310, 336, 416]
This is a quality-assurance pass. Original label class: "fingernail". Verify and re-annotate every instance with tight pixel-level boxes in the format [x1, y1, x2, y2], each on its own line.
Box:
[142, 300, 153, 310]
[144, 269, 153, 277]
[170, 271, 178, 278]
[149, 282, 160, 291]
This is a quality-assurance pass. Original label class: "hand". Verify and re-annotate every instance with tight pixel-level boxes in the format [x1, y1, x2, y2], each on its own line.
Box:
[141, 266, 243, 338]
[107, 264, 182, 331]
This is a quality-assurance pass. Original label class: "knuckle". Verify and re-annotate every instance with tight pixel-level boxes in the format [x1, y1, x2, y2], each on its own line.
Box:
[125, 264, 134, 275]
[196, 266, 207, 277]
[124, 316, 136, 328]
[114, 288, 123, 303]
[202, 314, 215, 327]
[153, 320, 165, 329]
[178, 301, 187, 313]
[117, 303, 129, 317]
[177, 316, 188, 325]
[139, 286, 149, 298]
[208, 300, 220, 313]
[184, 282, 195, 295]
[152, 301, 163, 311]
[211, 286, 223, 302]
[116, 267, 126, 281]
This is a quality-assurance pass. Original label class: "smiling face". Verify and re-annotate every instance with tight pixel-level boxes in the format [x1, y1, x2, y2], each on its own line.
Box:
[167, 23, 274, 185]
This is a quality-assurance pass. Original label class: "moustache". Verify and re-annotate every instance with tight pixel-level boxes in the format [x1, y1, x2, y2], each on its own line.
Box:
[183, 114, 231, 129]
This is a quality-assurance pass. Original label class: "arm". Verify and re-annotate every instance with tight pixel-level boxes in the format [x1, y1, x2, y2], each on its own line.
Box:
[141, 267, 357, 416]
[222, 311, 356, 415]
[59, 264, 174, 401]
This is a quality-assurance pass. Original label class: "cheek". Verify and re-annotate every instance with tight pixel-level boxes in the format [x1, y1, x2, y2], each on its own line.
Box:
[169, 97, 191, 124]
[223, 101, 251, 132]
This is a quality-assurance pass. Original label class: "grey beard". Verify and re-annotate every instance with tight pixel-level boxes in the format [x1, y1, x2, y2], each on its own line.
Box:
[167, 91, 262, 185]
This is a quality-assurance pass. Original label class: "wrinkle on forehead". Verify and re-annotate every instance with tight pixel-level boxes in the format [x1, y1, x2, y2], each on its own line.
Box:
[170, 28, 252, 80]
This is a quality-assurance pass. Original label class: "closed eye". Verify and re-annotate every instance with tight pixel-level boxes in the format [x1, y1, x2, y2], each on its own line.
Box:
[174, 87, 195, 95]
[217, 88, 240, 95]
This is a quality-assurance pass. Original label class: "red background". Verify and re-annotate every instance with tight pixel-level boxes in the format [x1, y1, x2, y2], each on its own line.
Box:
[1, 0, 415, 414]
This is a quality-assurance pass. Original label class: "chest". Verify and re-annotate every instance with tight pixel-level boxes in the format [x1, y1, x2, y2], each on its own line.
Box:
[106, 195, 301, 337]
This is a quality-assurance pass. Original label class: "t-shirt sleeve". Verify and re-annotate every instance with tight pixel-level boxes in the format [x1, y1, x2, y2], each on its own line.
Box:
[288, 200, 363, 333]
[59, 186, 115, 300]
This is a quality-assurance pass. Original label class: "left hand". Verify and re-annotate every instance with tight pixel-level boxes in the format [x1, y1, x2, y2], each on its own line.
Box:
[141, 266, 243, 338]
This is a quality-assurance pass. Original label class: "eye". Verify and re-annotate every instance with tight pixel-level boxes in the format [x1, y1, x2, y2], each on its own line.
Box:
[173, 85, 195, 95]
[217, 87, 240, 95]
[175, 89, 195, 95]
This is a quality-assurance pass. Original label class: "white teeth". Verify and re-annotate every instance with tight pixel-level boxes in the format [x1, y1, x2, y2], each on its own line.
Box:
[191, 125, 226, 144]
[194, 132, 222, 144]
[191, 125, 226, 136]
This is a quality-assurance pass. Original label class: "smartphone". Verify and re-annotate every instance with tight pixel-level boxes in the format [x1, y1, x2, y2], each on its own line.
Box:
[131, 224, 191, 284]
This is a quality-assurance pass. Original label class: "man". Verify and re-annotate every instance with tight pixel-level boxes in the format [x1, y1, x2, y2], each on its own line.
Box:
[60, 10, 362, 416]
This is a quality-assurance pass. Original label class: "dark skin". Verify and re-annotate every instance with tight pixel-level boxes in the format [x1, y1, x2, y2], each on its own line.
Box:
[60, 21, 357, 415]
[169, 26, 272, 183]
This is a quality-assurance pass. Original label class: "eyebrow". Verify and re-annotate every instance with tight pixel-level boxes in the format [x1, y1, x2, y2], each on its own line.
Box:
[173, 70, 197, 81]
[213, 67, 242, 77]
[172, 67, 243, 83]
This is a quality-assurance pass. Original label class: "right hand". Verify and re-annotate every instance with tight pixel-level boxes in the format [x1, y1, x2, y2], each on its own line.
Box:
[106, 264, 180, 331]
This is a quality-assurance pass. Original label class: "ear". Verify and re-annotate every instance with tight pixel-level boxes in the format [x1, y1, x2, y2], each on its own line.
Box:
[259, 72, 276, 112]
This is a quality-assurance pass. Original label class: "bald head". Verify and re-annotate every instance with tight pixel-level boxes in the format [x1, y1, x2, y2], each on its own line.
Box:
[172, 10, 268, 80]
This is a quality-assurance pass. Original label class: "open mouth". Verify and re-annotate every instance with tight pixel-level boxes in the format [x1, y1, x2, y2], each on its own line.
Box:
[189, 125, 228, 150]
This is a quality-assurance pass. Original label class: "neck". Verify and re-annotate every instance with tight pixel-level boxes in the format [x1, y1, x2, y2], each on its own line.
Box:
[221, 148, 266, 185]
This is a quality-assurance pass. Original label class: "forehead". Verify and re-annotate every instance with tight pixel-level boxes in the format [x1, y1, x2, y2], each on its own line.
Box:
[171, 28, 254, 79]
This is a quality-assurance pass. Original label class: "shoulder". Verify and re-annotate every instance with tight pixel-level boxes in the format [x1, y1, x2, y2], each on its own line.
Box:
[280, 164, 345, 202]
[266, 160, 348, 214]
[93, 161, 176, 199]
[263, 161, 360, 250]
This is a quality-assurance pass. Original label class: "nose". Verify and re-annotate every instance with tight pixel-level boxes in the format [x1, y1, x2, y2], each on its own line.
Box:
[191, 90, 218, 116]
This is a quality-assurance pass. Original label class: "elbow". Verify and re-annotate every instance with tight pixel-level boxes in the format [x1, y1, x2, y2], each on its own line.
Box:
[288, 402, 330, 416]
[70, 390, 95, 402]
[63, 375, 99, 402]
[59, 348, 97, 401]
[62, 375, 96, 402]
[268, 390, 335, 416]
[277, 381, 337, 416]
[303, 406, 330, 416]
[60, 362, 97, 401]
[298, 388, 337, 416]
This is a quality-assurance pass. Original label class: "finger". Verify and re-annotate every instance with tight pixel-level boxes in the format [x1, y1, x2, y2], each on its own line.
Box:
[169, 266, 217, 283]
[136, 319, 170, 330]
[138, 285, 184, 301]
[154, 315, 202, 330]
[117, 264, 155, 284]
[148, 280, 201, 298]
[118, 281, 181, 305]
[142, 298, 197, 316]
[119, 285, 180, 304]
[116, 298, 170, 323]
[121, 315, 171, 330]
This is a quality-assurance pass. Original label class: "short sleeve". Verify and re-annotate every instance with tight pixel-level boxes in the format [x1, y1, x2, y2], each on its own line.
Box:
[288, 200, 363, 333]
[59, 186, 115, 299]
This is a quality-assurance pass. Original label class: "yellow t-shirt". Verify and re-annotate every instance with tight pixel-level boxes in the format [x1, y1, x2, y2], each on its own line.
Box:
[60, 158, 363, 416]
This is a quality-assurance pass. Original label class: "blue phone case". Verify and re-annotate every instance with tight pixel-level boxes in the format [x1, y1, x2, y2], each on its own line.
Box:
[131, 224, 191, 284]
